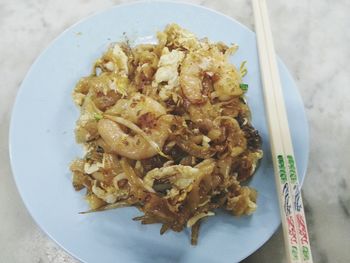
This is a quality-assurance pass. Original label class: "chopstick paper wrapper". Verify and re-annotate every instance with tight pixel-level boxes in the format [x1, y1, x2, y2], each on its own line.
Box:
[251, 0, 313, 262]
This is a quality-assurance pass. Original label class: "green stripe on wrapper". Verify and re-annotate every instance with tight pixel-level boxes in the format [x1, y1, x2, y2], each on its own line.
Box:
[292, 246, 299, 261]
[303, 246, 310, 260]
[277, 155, 287, 183]
[287, 155, 297, 183]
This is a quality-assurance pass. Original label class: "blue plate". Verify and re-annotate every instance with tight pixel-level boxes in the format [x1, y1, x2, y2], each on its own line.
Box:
[9, 1, 309, 263]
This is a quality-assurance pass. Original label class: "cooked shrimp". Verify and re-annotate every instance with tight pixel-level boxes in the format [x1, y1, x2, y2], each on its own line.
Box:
[98, 93, 172, 160]
[180, 47, 243, 103]
[187, 101, 220, 130]
[213, 62, 243, 101]
[179, 52, 207, 104]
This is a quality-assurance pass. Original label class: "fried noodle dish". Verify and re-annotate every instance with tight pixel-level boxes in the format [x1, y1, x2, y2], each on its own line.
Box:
[70, 24, 263, 245]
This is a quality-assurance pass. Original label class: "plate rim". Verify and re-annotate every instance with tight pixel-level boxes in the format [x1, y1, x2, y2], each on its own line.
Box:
[8, 1, 310, 262]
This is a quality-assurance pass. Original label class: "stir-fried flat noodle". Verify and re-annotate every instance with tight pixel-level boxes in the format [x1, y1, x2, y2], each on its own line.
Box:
[70, 24, 263, 245]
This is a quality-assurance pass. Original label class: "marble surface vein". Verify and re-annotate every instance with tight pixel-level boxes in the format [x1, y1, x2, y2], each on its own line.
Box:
[1, 0, 349, 262]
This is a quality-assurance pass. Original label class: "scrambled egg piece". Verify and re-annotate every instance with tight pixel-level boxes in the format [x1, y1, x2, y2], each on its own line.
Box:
[73, 92, 85, 106]
[143, 165, 201, 193]
[112, 44, 129, 75]
[92, 181, 128, 204]
[84, 162, 103, 174]
[226, 187, 258, 216]
[163, 23, 201, 50]
[153, 47, 185, 100]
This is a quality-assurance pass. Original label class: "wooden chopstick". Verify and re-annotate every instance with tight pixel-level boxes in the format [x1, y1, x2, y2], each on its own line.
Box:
[251, 0, 313, 262]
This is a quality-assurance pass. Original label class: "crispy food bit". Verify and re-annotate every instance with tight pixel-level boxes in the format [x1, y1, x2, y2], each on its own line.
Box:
[71, 24, 263, 245]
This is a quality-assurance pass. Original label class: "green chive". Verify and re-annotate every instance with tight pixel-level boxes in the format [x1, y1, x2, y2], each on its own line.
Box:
[94, 113, 103, 121]
[240, 83, 249, 92]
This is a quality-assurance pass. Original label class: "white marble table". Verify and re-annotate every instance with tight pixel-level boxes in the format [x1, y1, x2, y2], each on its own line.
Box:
[1, 0, 349, 262]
